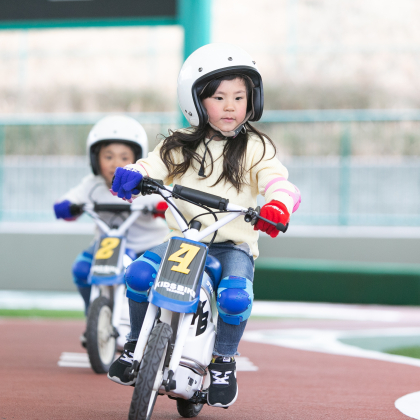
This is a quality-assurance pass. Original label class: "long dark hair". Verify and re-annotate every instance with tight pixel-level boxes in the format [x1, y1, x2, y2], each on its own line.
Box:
[160, 74, 276, 193]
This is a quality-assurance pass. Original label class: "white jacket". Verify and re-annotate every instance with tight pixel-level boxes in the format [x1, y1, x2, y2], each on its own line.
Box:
[60, 174, 169, 254]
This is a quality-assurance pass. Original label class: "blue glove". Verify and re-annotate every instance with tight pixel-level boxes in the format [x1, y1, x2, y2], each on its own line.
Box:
[54, 200, 73, 219]
[111, 166, 143, 200]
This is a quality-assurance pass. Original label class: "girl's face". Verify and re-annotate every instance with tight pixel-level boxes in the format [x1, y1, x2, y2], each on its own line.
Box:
[98, 143, 135, 186]
[202, 78, 248, 134]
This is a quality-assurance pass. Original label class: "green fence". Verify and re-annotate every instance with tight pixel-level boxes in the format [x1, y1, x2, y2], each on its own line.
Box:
[1, 109, 420, 225]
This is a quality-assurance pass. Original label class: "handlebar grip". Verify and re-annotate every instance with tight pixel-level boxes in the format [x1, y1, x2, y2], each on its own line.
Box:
[136, 177, 164, 195]
[276, 222, 289, 233]
[172, 185, 229, 211]
[93, 204, 131, 212]
[254, 211, 289, 233]
[69, 204, 84, 216]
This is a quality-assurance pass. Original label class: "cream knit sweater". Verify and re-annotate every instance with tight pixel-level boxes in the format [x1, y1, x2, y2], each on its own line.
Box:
[134, 133, 296, 259]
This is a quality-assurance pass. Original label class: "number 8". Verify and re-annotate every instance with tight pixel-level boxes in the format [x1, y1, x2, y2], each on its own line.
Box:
[95, 238, 120, 260]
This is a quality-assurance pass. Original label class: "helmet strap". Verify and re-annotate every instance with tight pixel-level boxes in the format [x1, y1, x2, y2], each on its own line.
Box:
[208, 109, 253, 138]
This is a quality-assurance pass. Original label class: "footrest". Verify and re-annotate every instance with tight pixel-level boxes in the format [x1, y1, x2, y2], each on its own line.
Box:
[189, 390, 208, 405]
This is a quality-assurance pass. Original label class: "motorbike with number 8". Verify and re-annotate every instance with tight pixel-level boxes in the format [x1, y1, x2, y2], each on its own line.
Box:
[69, 201, 165, 374]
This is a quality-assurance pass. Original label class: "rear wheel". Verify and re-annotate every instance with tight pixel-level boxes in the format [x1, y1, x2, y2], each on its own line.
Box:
[86, 296, 116, 374]
[176, 399, 204, 418]
[128, 322, 172, 420]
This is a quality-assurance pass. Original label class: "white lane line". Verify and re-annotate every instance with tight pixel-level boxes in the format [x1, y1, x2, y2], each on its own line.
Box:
[0, 222, 94, 234]
[58, 360, 92, 368]
[236, 357, 258, 372]
[0, 291, 84, 311]
[3, 292, 420, 324]
[3, 291, 418, 323]
[58, 352, 90, 368]
[61, 352, 89, 360]
[242, 327, 420, 368]
[396, 391, 420, 420]
[252, 301, 405, 322]
[58, 352, 258, 371]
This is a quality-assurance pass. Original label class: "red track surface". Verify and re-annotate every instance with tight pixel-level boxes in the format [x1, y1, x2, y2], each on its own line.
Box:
[0, 318, 417, 420]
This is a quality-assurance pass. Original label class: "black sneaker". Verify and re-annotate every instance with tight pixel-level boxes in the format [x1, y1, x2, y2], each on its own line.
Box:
[79, 331, 87, 349]
[207, 357, 238, 408]
[107, 341, 137, 386]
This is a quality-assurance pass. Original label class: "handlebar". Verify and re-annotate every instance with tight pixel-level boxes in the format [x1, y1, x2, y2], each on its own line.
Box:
[136, 177, 288, 233]
[69, 203, 132, 216]
[69, 202, 163, 217]
[68, 200, 162, 236]
[93, 203, 132, 213]
[172, 185, 229, 211]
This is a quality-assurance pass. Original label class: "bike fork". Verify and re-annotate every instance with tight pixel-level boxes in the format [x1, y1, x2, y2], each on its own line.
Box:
[132, 303, 159, 364]
[111, 284, 125, 329]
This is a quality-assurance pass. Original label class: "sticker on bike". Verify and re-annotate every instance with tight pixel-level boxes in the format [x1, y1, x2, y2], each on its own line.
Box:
[95, 237, 121, 259]
[168, 243, 201, 274]
[91, 236, 124, 277]
[154, 237, 208, 302]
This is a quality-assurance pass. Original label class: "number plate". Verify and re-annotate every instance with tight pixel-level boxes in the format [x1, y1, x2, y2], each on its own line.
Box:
[91, 236, 124, 277]
[154, 237, 208, 303]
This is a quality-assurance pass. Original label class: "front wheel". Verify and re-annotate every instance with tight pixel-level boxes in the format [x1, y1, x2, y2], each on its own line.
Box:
[86, 296, 116, 374]
[176, 399, 204, 418]
[128, 322, 172, 420]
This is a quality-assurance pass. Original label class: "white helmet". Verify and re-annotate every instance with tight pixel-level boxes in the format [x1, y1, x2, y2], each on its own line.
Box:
[177, 43, 264, 136]
[86, 115, 148, 175]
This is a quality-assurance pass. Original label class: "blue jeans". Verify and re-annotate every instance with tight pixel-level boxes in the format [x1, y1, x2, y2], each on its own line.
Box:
[128, 241, 255, 357]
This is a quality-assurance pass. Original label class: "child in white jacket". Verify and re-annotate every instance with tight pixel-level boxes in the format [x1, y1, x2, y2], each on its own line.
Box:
[53, 116, 169, 345]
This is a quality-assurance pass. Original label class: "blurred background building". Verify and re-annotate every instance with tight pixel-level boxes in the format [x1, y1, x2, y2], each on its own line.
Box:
[1, 0, 420, 226]
[0, 0, 419, 300]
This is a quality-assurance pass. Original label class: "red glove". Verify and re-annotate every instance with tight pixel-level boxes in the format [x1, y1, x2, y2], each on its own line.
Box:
[153, 201, 169, 218]
[253, 200, 290, 238]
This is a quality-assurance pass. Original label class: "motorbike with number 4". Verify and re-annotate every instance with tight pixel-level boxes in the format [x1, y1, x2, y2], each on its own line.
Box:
[125, 177, 287, 420]
[70, 202, 164, 374]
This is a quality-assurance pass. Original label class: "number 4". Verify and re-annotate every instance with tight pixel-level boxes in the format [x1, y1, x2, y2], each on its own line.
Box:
[168, 243, 200, 274]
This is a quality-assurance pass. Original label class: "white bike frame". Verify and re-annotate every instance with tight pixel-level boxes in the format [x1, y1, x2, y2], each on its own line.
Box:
[132, 185, 249, 381]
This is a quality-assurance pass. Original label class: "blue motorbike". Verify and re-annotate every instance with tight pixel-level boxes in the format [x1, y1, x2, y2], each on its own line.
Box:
[72, 202, 161, 374]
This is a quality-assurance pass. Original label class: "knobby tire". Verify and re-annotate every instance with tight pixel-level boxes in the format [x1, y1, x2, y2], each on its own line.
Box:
[128, 322, 173, 420]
